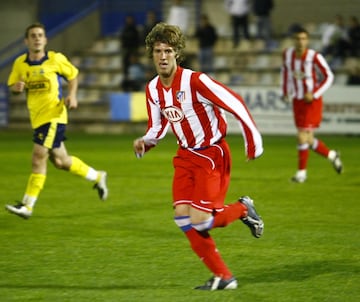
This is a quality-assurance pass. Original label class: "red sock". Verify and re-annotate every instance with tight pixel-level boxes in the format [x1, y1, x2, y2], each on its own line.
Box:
[312, 139, 330, 157]
[298, 147, 309, 170]
[185, 228, 232, 279]
[212, 202, 247, 228]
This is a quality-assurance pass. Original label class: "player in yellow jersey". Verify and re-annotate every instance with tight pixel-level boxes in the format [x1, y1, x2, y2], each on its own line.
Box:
[5, 22, 108, 219]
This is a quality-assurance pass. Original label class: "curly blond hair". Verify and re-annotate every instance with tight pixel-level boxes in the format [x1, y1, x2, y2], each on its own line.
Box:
[145, 22, 186, 63]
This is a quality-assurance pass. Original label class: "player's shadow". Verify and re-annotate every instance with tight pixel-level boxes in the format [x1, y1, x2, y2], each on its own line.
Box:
[240, 259, 359, 284]
[0, 260, 357, 291]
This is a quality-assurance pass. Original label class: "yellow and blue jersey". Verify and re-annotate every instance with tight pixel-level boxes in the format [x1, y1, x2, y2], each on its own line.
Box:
[7, 51, 78, 128]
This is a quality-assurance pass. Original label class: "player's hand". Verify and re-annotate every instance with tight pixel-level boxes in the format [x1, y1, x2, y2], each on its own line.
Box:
[280, 95, 290, 104]
[304, 92, 313, 103]
[65, 95, 78, 109]
[11, 80, 26, 93]
[133, 138, 145, 158]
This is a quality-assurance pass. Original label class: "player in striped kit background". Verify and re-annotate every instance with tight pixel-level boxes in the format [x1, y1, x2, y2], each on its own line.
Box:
[133, 23, 264, 290]
[281, 27, 343, 183]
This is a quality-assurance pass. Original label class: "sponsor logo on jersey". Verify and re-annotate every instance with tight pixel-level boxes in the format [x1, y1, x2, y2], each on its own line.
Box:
[162, 106, 184, 123]
[27, 80, 50, 92]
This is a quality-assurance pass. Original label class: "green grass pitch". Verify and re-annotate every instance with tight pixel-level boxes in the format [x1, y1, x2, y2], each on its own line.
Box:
[0, 130, 359, 302]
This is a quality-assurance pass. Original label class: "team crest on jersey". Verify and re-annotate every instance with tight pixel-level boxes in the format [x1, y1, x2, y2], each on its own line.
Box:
[176, 90, 185, 103]
[162, 106, 184, 123]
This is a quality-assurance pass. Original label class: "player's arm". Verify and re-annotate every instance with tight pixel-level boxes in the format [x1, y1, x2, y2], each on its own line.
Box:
[64, 77, 78, 109]
[133, 91, 169, 158]
[8, 62, 25, 94]
[56, 52, 79, 109]
[280, 51, 291, 103]
[197, 73, 263, 160]
[280, 69, 291, 103]
[9, 80, 26, 94]
[312, 53, 334, 99]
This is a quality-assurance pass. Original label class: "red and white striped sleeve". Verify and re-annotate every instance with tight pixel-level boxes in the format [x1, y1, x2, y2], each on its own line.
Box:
[142, 80, 170, 149]
[281, 48, 293, 98]
[196, 74, 263, 160]
[312, 52, 334, 99]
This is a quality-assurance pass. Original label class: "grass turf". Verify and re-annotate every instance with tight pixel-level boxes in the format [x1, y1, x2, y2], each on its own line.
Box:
[0, 130, 359, 302]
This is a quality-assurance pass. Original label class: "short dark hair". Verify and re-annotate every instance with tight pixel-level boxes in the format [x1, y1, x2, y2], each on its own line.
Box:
[292, 27, 309, 37]
[25, 22, 46, 38]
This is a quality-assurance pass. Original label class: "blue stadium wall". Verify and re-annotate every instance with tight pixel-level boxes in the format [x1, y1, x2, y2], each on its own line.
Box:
[38, 0, 163, 36]
[108, 92, 148, 122]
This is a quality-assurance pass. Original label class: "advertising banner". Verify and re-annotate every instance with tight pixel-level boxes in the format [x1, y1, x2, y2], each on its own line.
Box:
[227, 86, 360, 135]
[109, 86, 360, 135]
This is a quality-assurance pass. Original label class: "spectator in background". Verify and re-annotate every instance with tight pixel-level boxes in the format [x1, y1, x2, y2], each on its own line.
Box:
[195, 14, 218, 73]
[166, 0, 189, 34]
[253, 0, 274, 49]
[224, 0, 251, 48]
[142, 10, 161, 44]
[120, 15, 141, 77]
[347, 65, 360, 85]
[121, 52, 146, 92]
[320, 15, 348, 68]
[347, 16, 360, 57]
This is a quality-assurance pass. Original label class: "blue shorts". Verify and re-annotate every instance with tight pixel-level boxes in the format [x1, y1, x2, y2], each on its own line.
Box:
[33, 122, 66, 149]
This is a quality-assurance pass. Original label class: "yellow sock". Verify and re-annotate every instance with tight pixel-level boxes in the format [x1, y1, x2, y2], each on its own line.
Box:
[69, 156, 98, 181]
[24, 173, 46, 208]
[69, 156, 90, 178]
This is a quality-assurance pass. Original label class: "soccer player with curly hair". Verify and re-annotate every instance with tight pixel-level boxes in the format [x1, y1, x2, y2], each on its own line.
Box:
[133, 23, 264, 290]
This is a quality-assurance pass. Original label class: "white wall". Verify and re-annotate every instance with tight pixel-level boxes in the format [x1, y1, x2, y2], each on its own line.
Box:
[226, 86, 360, 135]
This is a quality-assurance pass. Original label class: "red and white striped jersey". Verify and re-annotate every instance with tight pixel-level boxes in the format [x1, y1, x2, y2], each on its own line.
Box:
[281, 47, 334, 100]
[142, 67, 263, 160]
